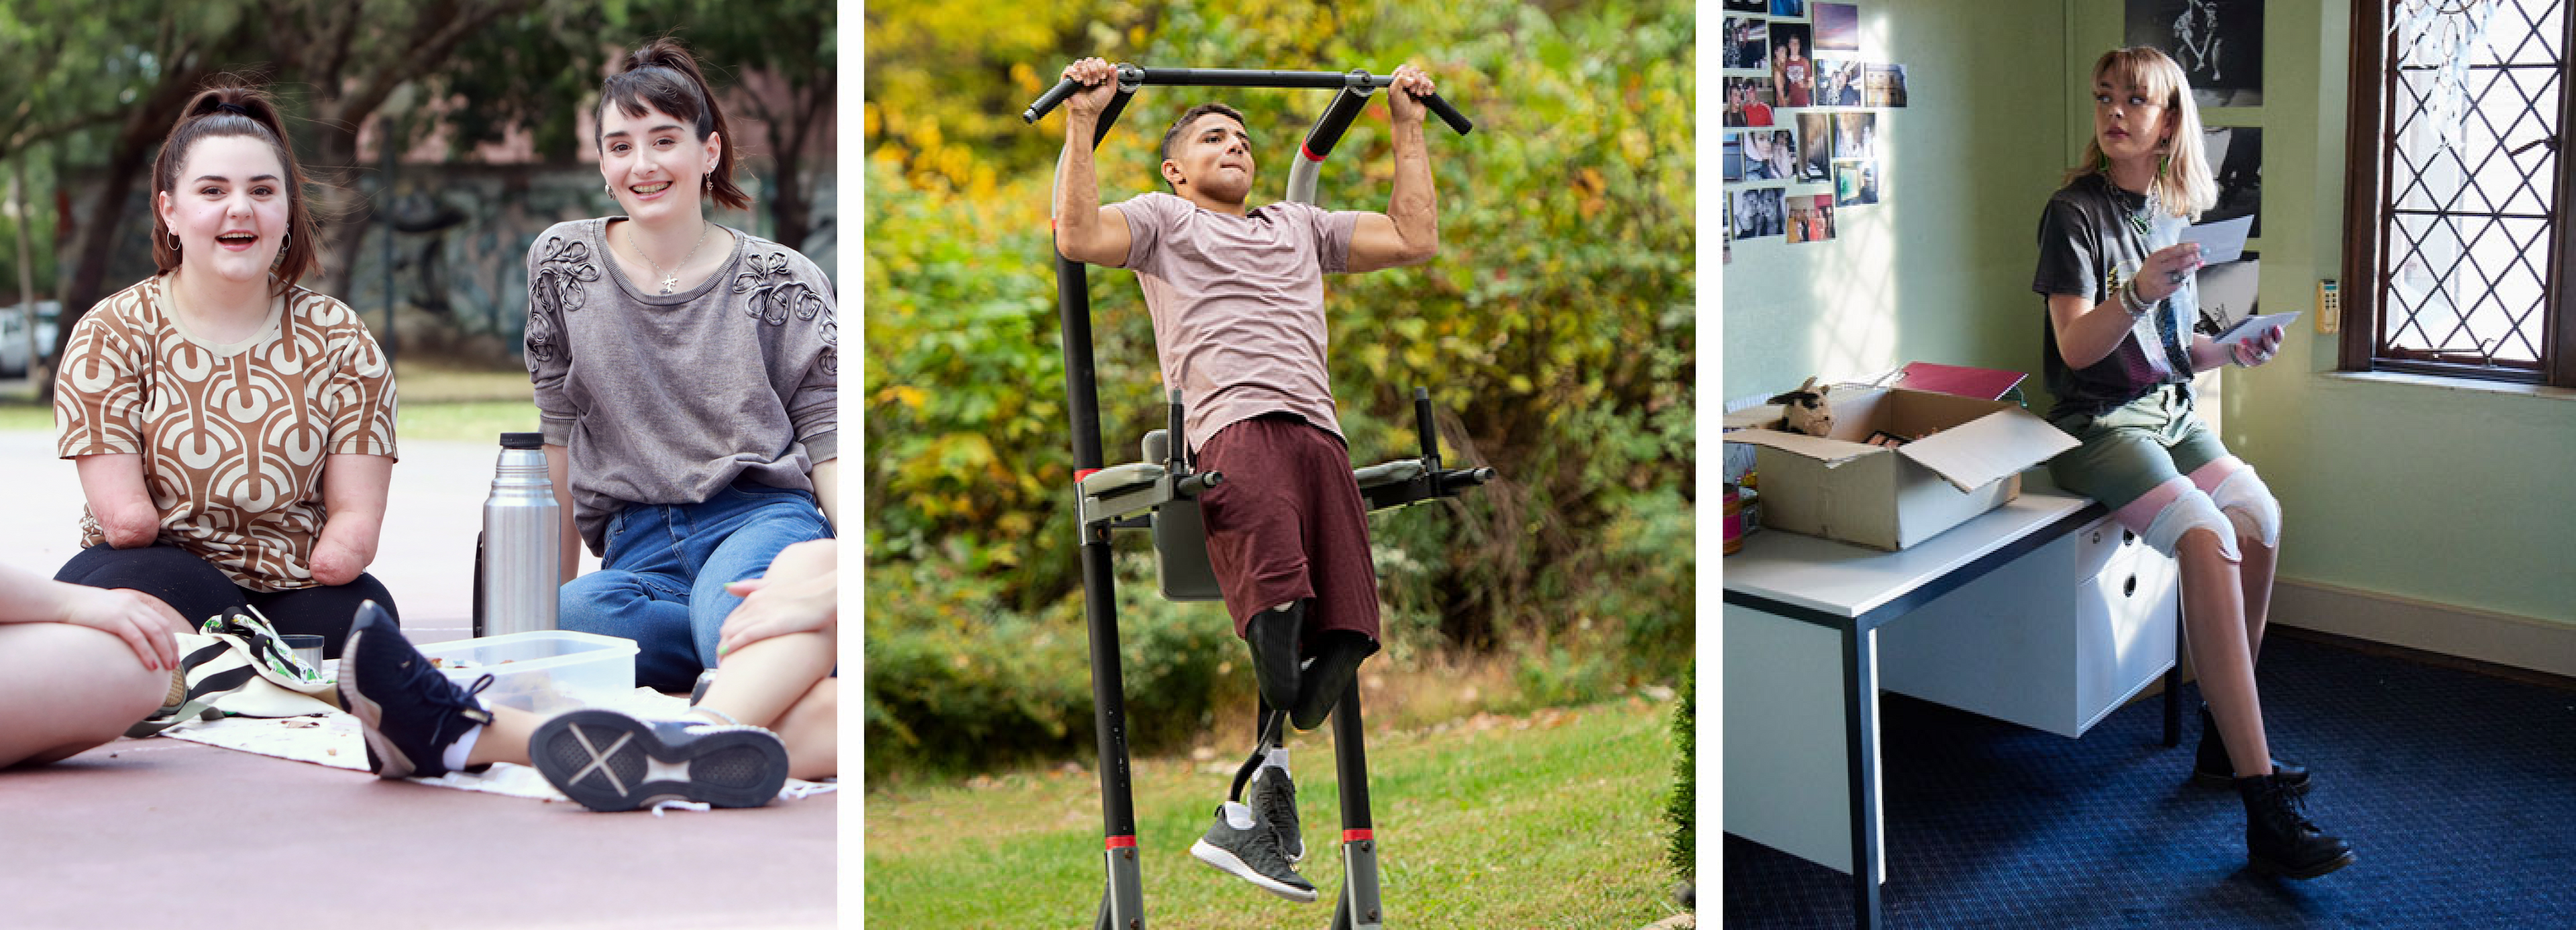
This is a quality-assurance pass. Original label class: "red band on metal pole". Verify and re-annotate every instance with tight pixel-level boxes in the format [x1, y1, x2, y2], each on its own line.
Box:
[1076, 468, 1102, 481]
[1301, 143, 1326, 163]
[1106, 835, 1138, 850]
[1342, 828, 1374, 842]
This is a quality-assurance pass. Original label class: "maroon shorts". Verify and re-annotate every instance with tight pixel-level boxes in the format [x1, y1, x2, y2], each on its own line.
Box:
[1195, 414, 1381, 648]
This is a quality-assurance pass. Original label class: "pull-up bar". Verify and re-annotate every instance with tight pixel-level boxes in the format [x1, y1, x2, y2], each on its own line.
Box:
[1024, 65, 1475, 135]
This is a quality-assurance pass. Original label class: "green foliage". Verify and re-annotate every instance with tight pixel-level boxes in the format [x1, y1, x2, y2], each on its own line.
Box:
[867, 0, 1696, 769]
[863, 553, 1241, 775]
[1669, 659, 1695, 880]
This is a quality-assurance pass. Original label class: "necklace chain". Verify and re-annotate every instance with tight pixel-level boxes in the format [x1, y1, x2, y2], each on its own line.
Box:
[632, 221, 712, 295]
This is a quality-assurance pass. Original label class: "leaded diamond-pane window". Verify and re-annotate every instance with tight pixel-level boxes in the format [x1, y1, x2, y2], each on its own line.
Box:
[2367, 0, 2569, 382]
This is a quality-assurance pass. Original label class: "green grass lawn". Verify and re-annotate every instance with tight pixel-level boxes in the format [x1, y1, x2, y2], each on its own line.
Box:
[0, 362, 537, 442]
[0, 399, 542, 444]
[865, 697, 1686, 929]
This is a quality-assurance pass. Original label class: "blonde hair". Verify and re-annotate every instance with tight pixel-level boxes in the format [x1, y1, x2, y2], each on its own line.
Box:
[2068, 46, 2216, 220]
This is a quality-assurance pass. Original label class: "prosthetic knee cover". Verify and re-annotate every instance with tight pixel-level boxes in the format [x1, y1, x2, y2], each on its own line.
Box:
[2204, 468, 2282, 550]
[2114, 477, 2241, 562]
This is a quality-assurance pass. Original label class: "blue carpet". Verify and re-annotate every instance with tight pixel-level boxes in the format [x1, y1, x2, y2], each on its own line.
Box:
[1723, 632, 2576, 927]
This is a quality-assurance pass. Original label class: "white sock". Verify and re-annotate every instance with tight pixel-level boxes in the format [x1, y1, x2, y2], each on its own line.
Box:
[1220, 800, 1256, 829]
[1264, 747, 1290, 777]
[443, 724, 484, 772]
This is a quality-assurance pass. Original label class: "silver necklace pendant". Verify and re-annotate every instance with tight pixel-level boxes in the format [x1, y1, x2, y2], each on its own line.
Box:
[659, 276, 680, 295]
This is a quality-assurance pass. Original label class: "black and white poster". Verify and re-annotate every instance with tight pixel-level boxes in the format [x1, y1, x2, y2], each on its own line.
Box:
[2203, 125, 2261, 237]
[2125, 0, 2262, 107]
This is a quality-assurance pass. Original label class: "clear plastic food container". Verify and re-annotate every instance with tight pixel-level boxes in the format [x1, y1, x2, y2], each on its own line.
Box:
[413, 630, 639, 715]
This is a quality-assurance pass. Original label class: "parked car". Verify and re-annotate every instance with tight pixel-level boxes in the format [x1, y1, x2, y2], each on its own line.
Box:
[0, 301, 60, 379]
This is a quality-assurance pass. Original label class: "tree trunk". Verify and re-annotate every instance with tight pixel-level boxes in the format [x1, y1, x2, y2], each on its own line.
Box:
[44, 74, 202, 402]
[761, 78, 833, 253]
[312, 115, 372, 302]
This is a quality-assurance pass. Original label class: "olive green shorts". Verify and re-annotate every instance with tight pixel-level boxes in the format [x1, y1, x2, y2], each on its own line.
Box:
[2045, 384, 2231, 510]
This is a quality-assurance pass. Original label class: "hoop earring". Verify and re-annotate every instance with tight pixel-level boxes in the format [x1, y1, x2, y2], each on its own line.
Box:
[167, 231, 181, 252]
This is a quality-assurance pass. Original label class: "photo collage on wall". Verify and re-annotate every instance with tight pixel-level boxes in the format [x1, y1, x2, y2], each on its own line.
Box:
[2128, 0, 2263, 330]
[1721, 1, 1908, 261]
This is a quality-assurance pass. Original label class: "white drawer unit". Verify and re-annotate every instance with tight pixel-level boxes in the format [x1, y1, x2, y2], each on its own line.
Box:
[1876, 513, 2180, 738]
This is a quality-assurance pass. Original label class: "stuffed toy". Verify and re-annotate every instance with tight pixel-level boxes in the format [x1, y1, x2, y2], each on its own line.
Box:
[1766, 376, 1836, 438]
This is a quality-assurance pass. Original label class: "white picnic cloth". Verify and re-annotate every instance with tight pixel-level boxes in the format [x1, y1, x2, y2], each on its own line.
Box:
[160, 686, 836, 805]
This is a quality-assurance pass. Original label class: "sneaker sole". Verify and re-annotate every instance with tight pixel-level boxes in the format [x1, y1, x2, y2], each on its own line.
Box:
[1189, 838, 1319, 903]
[336, 622, 418, 779]
[2252, 848, 2356, 880]
[531, 709, 788, 812]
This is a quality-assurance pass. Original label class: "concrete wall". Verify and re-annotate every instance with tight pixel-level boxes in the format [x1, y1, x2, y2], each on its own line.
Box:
[58, 164, 837, 364]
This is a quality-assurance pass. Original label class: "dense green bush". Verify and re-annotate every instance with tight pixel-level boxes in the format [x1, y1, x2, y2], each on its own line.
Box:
[865, 0, 1693, 770]
[865, 552, 1243, 775]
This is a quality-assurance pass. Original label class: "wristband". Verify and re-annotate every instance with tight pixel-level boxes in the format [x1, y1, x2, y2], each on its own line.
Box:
[2118, 280, 2155, 318]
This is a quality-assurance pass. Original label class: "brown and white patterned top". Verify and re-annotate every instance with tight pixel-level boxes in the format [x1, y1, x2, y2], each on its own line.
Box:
[53, 276, 399, 591]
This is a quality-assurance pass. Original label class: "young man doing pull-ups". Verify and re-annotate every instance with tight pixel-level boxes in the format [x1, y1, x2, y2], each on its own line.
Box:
[1051, 56, 1444, 904]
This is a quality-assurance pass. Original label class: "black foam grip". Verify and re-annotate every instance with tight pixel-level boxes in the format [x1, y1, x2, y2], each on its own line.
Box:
[1421, 93, 1473, 135]
[1024, 78, 1081, 123]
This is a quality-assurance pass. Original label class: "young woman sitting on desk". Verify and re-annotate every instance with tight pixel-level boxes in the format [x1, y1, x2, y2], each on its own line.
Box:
[2029, 46, 2350, 880]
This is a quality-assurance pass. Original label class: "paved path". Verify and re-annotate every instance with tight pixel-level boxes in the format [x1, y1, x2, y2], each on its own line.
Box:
[0, 430, 832, 929]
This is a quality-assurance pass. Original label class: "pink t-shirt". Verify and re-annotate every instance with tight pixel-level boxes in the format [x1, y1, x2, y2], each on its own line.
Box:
[1115, 192, 1362, 453]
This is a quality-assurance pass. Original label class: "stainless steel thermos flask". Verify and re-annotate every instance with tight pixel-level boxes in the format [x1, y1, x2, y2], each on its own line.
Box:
[473, 432, 561, 638]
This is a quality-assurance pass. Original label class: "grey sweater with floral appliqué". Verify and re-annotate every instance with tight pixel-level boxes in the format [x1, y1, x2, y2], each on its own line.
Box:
[523, 217, 837, 555]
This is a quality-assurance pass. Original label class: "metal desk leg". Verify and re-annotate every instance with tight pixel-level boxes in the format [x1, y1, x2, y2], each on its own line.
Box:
[2163, 613, 2183, 748]
[1844, 626, 1883, 930]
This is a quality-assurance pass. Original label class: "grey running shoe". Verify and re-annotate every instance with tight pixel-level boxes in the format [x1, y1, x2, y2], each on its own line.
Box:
[1248, 765, 1304, 862]
[1189, 805, 1318, 903]
[530, 708, 790, 811]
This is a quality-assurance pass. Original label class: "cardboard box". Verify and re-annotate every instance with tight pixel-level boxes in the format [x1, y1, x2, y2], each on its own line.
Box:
[1722, 385, 2079, 550]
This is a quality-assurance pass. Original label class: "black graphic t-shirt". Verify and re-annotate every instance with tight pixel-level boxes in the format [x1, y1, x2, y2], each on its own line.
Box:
[2031, 173, 2199, 420]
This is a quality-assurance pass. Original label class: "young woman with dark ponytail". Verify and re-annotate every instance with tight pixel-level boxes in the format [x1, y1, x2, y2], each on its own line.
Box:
[50, 83, 400, 660]
[334, 39, 838, 807]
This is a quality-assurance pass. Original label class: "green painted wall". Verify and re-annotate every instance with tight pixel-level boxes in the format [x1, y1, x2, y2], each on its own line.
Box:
[1720, 0, 2070, 404]
[1725, 0, 2575, 627]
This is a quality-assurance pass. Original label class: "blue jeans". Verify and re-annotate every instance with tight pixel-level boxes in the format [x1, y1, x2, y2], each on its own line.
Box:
[557, 481, 833, 691]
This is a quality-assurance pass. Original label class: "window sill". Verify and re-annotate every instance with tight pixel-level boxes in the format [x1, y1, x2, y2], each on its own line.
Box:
[2322, 369, 2576, 400]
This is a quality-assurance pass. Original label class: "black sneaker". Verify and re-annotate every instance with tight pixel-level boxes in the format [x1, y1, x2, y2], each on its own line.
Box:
[1189, 805, 1318, 903]
[337, 601, 494, 779]
[1288, 631, 1378, 731]
[530, 708, 790, 811]
[1248, 764, 1303, 863]
[1244, 602, 1305, 711]
[2194, 704, 2310, 793]
[2237, 773, 2355, 879]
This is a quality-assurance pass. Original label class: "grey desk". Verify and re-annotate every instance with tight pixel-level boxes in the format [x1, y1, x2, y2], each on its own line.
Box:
[1723, 486, 2184, 929]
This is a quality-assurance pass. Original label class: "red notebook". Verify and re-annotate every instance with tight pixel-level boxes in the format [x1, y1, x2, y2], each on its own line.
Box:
[1894, 362, 2027, 402]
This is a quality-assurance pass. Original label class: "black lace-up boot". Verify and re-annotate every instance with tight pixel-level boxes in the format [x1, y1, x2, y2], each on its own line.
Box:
[2235, 772, 2354, 879]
